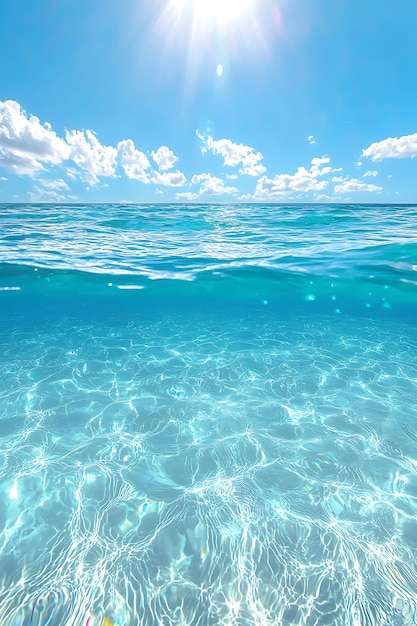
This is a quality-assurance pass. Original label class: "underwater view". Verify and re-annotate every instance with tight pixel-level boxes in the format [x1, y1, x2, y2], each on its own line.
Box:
[1, 202, 417, 625]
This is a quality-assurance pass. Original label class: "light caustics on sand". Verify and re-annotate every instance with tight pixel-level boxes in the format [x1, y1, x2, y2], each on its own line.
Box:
[1, 310, 417, 625]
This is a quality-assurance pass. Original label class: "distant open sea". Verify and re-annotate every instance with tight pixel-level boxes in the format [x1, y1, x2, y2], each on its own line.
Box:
[1, 202, 417, 626]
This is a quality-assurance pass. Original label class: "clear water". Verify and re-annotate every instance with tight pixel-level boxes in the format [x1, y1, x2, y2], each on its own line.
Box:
[1, 203, 417, 625]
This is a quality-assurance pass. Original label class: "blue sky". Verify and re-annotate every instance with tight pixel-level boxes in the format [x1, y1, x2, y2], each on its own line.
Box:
[0, 0, 416, 203]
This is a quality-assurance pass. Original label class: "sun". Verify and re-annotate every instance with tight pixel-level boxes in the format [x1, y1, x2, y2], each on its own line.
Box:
[173, 0, 253, 23]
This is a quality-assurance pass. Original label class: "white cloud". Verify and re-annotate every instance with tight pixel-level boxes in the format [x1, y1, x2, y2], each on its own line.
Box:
[308, 135, 316, 145]
[227, 173, 238, 180]
[28, 185, 67, 202]
[191, 173, 238, 196]
[176, 191, 200, 201]
[313, 193, 334, 202]
[311, 156, 330, 167]
[151, 146, 178, 171]
[66, 167, 80, 181]
[0, 176, 7, 181]
[65, 129, 117, 185]
[363, 170, 378, 177]
[254, 157, 338, 199]
[309, 157, 335, 177]
[119, 142, 184, 186]
[38, 178, 69, 191]
[151, 170, 186, 187]
[255, 171, 327, 199]
[117, 139, 151, 183]
[197, 130, 266, 176]
[0, 100, 181, 188]
[356, 161, 363, 167]
[0, 100, 69, 174]
[362, 132, 417, 161]
[240, 159, 266, 177]
[333, 178, 382, 193]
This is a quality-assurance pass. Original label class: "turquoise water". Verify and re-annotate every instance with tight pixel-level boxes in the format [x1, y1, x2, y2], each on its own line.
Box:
[1, 203, 417, 625]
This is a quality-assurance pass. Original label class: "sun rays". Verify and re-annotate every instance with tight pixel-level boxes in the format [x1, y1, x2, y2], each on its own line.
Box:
[171, 0, 254, 24]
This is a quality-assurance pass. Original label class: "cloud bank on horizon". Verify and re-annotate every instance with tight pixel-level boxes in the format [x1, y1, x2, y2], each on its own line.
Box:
[2, 99, 416, 203]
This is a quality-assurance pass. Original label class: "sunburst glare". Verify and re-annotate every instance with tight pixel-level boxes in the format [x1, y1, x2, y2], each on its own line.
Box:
[155, 0, 265, 96]
[173, 0, 254, 23]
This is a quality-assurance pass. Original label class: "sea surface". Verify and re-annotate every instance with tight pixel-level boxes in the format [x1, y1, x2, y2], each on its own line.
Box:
[1, 202, 417, 626]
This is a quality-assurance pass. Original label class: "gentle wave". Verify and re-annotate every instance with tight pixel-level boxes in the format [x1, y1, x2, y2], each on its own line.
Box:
[1, 203, 417, 281]
[0, 258, 415, 290]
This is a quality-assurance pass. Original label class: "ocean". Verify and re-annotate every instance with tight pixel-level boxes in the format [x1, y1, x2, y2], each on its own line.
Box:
[0, 202, 417, 625]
